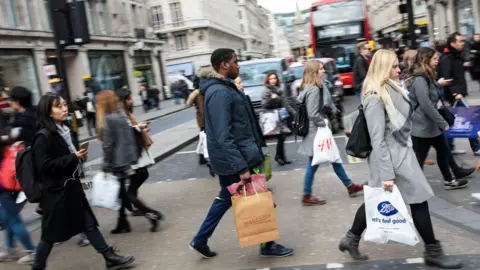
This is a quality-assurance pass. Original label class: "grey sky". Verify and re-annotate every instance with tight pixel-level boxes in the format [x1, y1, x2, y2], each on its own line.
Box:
[257, 0, 312, 14]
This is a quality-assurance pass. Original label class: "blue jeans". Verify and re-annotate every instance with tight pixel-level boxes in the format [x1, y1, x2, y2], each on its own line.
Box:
[303, 158, 353, 195]
[0, 192, 35, 250]
[447, 100, 480, 152]
[193, 172, 274, 246]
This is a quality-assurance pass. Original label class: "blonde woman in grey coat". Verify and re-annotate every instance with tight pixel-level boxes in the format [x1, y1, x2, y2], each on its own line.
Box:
[338, 49, 462, 269]
[297, 60, 363, 206]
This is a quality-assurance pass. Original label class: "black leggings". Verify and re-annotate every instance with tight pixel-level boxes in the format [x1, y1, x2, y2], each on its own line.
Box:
[412, 134, 454, 181]
[118, 168, 157, 219]
[350, 201, 436, 245]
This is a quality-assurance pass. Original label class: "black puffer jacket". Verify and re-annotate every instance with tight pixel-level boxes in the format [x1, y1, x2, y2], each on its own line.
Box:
[439, 46, 467, 104]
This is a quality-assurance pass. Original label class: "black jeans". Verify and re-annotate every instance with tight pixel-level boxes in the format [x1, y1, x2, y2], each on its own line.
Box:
[412, 134, 454, 181]
[33, 211, 109, 268]
[350, 201, 436, 245]
[276, 133, 288, 159]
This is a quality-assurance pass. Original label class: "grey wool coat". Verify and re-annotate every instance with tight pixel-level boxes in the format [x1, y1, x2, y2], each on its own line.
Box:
[297, 83, 337, 157]
[363, 84, 434, 204]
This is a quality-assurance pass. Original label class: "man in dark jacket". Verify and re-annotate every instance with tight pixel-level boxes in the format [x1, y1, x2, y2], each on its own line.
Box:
[440, 32, 480, 155]
[10, 86, 36, 147]
[190, 48, 293, 259]
[352, 41, 371, 99]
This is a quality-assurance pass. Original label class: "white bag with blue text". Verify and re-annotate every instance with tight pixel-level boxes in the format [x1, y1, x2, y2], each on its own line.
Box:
[364, 185, 419, 246]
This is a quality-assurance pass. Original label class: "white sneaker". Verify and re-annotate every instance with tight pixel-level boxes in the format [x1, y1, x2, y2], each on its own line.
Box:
[0, 248, 20, 262]
[17, 251, 35, 265]
[451, 149, 466, 155]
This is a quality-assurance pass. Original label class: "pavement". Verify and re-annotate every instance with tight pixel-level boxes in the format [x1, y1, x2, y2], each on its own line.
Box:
[1, 167, 480, 269]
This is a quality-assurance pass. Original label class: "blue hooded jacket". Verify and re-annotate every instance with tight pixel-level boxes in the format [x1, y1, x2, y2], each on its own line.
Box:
[199, 68, 264, 176]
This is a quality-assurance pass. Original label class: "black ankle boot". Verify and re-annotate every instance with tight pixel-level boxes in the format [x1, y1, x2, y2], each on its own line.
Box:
[110, 217, 131, 234]
[199, 154, 208, 165]
[275, 155, 286, 166]
[338, 231, 369, 260]
[145, 211, 163, 232]
[424, 241, 463, 269]
[101, 247, 135, 270]
[32, 267, 44, 270]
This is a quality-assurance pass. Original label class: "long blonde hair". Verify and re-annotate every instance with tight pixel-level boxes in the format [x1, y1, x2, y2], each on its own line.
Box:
[95, 90, 119, 140]
[362, 49, 398, 103]
[300, 60, 323, 90]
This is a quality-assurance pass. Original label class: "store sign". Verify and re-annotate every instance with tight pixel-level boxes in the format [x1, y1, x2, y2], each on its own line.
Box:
[44, 65, 57, 77]
[318, 25, 361, 39]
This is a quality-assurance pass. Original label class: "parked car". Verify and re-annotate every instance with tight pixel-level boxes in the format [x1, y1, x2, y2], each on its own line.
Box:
[289, 59, 345, 134]
[239, 58, 296, 118]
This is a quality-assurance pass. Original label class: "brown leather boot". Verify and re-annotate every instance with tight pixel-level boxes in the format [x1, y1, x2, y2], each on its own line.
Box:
[347, 183, 364, 198]
[302, 195, 326, 206]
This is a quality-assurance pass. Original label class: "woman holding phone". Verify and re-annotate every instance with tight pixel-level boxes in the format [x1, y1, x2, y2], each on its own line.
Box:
[32, 93, 134, 269]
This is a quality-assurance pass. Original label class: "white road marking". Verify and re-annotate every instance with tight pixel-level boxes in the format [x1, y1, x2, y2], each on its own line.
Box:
[176, 136, 348, 154]
[156, 181, 163, 183]
[165, 179, 172, 182]
[326, 263, 344, 268]
[187, 178, 197, 181]
[405, 258, 424, 264]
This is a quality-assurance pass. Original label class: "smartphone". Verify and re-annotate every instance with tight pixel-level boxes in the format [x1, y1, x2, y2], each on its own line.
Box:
[80, 142, 89, 151]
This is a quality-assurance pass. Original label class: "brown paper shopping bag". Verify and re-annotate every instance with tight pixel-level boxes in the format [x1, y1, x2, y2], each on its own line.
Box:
[231, 189, 280, 248]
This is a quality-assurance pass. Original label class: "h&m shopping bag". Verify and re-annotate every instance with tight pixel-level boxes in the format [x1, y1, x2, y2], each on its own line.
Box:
[364, 185, 419, 246]
[312, 126, 342, 165]
[90, 172, 121, 210]
[195, 131, 209, 158]
[231, 186, 280, 247]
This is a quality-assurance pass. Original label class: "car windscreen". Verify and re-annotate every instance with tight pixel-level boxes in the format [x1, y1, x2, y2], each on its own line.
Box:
[291, 65, 304, 80]
[239, 62, 283, 87]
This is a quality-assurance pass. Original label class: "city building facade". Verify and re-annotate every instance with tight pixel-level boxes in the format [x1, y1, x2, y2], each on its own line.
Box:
[149, 0, 245, 76]
[273, 6, 310, 58]
[425, 0, 480, 43]
[267, 12, 292, 58]
[0, 0, 166, 105]
[237, 0, 273, 59]
[367, 0, 429, 48]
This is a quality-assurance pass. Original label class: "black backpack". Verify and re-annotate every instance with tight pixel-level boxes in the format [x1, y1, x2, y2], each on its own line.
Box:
[293, 101, 309, 141]
[345, 105, 372, 159]
[15, 129, 48, 203]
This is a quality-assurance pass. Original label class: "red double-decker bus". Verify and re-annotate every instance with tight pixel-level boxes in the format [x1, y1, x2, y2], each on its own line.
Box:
[310, 0, 370, 93]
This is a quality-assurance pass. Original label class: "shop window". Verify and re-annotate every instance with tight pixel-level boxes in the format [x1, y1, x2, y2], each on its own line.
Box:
[6, 0, 18, 28]
[151, 5, 164, 27]
[169, 1, 184, 26]
[99, 0, 111, 35]
[88, 52, 128, 92]
[44, 0, 52, 30]
[174, 33, 188, 51]
[0, 53, 40, 104]
[89, 0, 98, 34]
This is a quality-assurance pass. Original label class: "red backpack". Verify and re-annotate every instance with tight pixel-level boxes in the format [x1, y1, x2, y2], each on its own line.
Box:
[0, 142, 23, 191]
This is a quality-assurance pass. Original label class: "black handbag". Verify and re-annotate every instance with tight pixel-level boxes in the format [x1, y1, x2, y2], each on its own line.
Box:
[345, 105, 372, 159]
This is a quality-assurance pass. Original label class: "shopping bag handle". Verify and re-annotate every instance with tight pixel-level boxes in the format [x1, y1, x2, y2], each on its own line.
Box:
[242, 182, 259, 200]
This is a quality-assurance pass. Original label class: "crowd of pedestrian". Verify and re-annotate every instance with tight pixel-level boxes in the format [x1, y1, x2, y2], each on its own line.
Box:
[0, 30, 479, 270]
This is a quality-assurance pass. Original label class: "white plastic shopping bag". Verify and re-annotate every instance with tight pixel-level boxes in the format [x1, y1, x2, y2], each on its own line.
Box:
[260, 110, 280, 135]
[196, 131, 209, 158]
[311, 126, 342, 165]
[196, 131, 206, 155]
[364, 185, 419, 246]
[90, 172, 121, 210]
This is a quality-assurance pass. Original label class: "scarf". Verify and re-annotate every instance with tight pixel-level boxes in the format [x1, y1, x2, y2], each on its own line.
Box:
[382, 80, 409, 132]
[56, 124, 77, 154]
